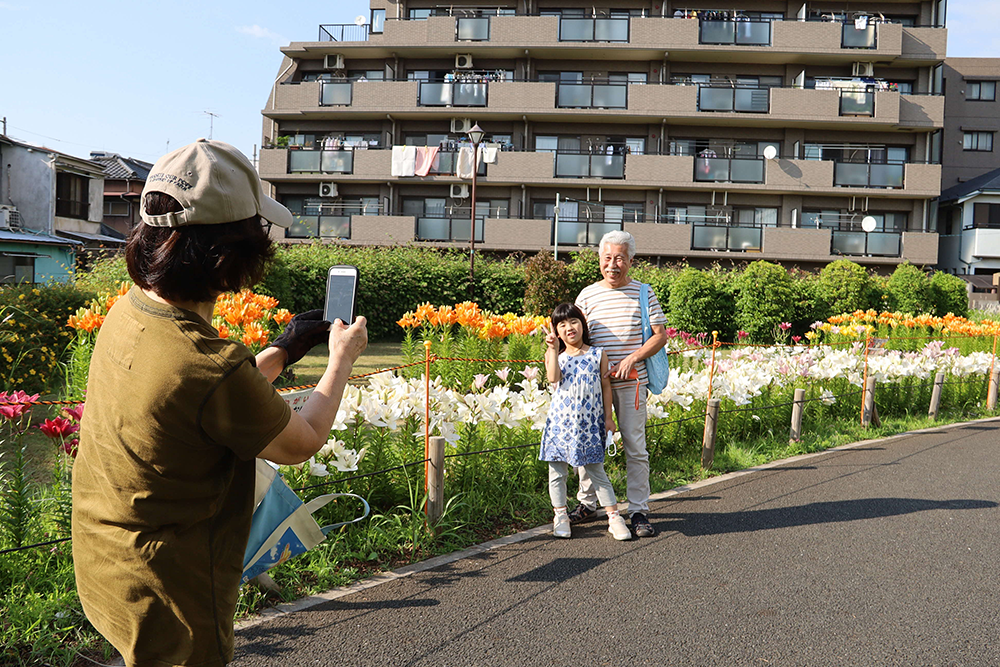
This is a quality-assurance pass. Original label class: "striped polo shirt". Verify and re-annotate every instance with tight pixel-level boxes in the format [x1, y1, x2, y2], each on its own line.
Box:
[576, 279, 666, 386]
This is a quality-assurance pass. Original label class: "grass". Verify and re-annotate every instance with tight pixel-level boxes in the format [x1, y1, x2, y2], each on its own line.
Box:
[286, 339, 405, 386]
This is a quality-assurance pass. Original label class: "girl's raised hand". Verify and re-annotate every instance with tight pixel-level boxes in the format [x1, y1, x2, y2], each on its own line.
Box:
[540, 322, 559, 352]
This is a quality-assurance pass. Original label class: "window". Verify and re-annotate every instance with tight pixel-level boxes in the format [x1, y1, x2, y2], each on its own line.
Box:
[0, 255, 35, 284]
[56, 172, 90, 220]
[370, 8, 385, 33]
[966, 81, 996, 101]
[734, 207, 778, 227]
[103, 200, 130, 216]
[964, 132, 994, 152]
[973, 203, 1000, 228]
[347, 70, 384, 81]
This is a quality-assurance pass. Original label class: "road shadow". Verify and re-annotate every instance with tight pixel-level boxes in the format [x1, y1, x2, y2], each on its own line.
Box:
[657, 497, 998, 536]
[507, 557, 607, 583]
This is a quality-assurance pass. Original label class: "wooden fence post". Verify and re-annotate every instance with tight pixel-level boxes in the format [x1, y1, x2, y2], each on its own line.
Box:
[861, 376, 876, 428]
[789, 388, 806, 442]
[426, 436, 446, 524]
[702, 398, 721, 469]
[928, 372, 945, 420]
[989, 369, 1000, 411]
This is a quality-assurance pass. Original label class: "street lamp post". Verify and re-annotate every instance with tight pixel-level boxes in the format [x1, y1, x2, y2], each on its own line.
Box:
[466, 123, 485, 299]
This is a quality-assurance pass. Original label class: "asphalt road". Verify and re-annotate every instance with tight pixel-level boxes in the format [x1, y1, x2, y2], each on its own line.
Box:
[232, 420, 1000, 667]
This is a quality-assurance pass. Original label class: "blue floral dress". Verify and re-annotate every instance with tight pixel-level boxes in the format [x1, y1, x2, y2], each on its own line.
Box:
[539, 346, 607, 466]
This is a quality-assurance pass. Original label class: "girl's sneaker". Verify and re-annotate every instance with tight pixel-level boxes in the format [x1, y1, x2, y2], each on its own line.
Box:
[607, 514, 632, 541]
[553, 513, 571, 538]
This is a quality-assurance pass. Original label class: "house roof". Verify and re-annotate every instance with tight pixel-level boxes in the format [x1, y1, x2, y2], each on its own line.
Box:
[89, 152, 154, 180]
[0, 228, 82, 247]
[938, 166, 1000, 204]
[0, 134, 104, 176]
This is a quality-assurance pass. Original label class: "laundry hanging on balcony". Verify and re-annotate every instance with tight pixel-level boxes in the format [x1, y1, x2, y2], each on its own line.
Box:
[391, 145, 416, 177]
[456, 146, 483, 179]
[414, 146, 440, 177]
[482, 144, 499, 164]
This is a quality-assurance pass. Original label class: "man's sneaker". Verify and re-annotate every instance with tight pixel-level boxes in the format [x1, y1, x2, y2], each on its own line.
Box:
[607, 514, 632, 541]
[553, 513, 571, 538]
[631, 512, 656, 538]
[567, 503, 597, 524]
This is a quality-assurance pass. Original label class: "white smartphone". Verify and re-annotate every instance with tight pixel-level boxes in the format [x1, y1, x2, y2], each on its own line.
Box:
[323, 265, 359, 326]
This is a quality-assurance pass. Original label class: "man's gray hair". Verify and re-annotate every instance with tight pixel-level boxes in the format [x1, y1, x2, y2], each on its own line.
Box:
[599, 230, 636, 259]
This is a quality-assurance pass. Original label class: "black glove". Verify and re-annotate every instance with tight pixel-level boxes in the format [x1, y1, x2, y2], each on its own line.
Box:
[269, 309, 330, 368]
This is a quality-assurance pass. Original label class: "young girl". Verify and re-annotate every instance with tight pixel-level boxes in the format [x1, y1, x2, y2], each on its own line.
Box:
[539, 303, 631, 541]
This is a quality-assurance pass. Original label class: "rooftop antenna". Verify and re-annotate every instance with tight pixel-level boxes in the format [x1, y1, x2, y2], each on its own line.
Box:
[203, 110, 220, 139]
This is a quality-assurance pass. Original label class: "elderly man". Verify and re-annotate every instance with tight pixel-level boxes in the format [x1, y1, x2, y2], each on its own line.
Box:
[570, 230, 667, 537]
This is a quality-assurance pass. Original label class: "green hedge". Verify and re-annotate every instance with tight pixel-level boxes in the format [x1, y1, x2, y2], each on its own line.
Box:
[72, 249, 979, 345]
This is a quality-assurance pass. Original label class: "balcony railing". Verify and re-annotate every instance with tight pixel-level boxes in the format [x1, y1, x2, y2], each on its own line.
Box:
[839, 90, 875, 116]
[697, 85, 770, 112]
[691, 224, 763, 252]
[833, 161, 904, 188]
[831, 230, 901, 256]
[319, 81, 353, 106]
[558, 17, 629, 42]
[288, 148, 354, 174]
[551, 219, 624, 246]
[842, 22, 876, 48]
[694, 156, 764, 183]
[554, 151, 626, 179]
[288, 215, 352, 239]
[456, 16, 490, 40]
[319, 24, 371, 42]
[415, 216, 485, 242]
[699, 18, 772, 45]
[418, 81, 488, 106]
[556, 82, 628, 109]
[424, 150, 487, 176]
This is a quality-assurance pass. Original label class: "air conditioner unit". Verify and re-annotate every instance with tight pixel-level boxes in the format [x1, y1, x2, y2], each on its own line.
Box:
[450, 118, 474, 134]
[319, 182, 339, 197]
[0, 206, 22, 231]
[324, 54, 346, 70]
[852, 61, 874, 77]
[450, 183, 469, 199]
[455, 54, 473, 69]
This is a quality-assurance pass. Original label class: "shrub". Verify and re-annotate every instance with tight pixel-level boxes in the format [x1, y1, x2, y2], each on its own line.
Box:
[477, 257, 526, 315]
[73, 254, 129, 297]
[734, 261, 795, 343]
[930, 271, 969, 318]
[814, 259, 875, 318]
[565, 249, 600, 298]
[886, 262, 932, 314]
[667, 267, 733, 338]
[522, 251, 571, 316]
[0, 284, 93, 394]
[630, 262, 675, 311]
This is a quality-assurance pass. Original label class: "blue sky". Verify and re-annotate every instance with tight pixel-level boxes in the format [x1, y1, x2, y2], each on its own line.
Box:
[0, 0, 996, 165]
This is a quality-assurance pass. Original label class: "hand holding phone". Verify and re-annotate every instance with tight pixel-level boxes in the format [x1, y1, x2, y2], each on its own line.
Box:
[324, 265, 359, 326]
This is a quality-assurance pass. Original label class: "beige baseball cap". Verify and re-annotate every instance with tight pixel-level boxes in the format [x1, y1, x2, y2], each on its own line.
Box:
[140, 138, 292, 228]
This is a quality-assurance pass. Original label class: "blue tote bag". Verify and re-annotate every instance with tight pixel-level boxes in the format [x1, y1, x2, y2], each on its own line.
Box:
[639, 283, 670, 396]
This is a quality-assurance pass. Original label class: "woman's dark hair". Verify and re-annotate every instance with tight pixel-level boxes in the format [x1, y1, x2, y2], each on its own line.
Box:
[126, 192, 274, 303]
[550, 302, 592, 352]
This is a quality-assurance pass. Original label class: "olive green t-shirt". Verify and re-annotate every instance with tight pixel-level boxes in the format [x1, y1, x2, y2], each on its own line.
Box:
[72, 287, 291, 667]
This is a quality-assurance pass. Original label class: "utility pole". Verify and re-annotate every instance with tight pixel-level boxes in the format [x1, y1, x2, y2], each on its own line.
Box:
[2, 117, 6, 136]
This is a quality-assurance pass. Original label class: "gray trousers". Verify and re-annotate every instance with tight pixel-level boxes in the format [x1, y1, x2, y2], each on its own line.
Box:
[548, 461, 617, 509]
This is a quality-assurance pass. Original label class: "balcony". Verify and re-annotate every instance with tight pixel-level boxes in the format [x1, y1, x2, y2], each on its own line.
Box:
[831, 230, 901, 257]
[456, 16, 491, 40]
[841, 22, 876, 48]
[554, 151, 626, 179]
[694, 156, 764, 184]
[556, 82, 627, 109]
[288, 214, 352, 240]
[833, 161, 904, 189]
[415, 215, 484, 243]
[699, 18, 772, 45]
[320, 81, 352, 106]
[418, 81, 488, 107]
[839, 89, 875, 116]
[288, 148, 354, 174]
[552, 218, 624, 246]
[691, 224, 763, 252]
[697, 84, 770, 113]
[558, 17, 629, 42]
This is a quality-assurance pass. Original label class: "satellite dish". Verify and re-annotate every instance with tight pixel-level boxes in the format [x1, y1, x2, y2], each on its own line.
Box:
[862, 216, 877, 232]
[355, 15, 367, 25]
[762, 145, 777, 160]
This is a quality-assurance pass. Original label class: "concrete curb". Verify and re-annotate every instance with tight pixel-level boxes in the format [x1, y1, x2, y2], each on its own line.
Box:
[236, 414, 1000, 630]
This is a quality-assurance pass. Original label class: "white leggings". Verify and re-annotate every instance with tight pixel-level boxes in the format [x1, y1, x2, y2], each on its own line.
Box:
[548, 461, 617, 509]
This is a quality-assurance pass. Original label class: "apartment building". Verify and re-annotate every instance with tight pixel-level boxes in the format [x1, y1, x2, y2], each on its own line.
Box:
[259, 0, 947, 270]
